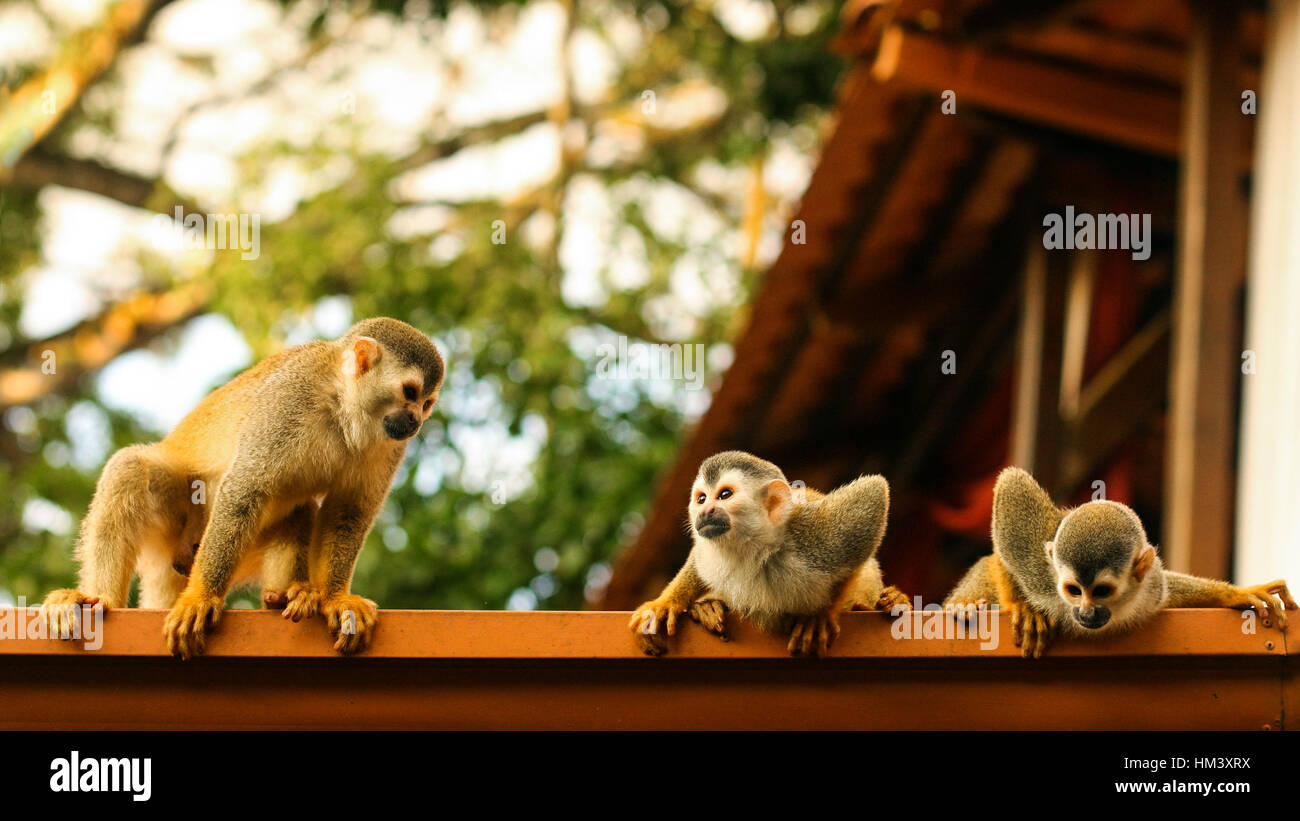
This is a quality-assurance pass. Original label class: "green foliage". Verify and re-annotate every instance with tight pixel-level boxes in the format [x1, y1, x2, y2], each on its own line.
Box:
[0, 0, 844, 610]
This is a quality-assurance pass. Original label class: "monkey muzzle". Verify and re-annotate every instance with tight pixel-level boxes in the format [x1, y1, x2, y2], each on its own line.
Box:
[1072, 605, 1111, 630]
[383, 410, 421, 440]
[694, 510, 730, 540]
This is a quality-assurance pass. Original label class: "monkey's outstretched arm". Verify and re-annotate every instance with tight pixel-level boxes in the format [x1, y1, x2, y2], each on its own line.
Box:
[163, 469, 269, 658]
[945, 555, 998, 606]
[312, 482, 390, 654]
[1164, 572, 1297, 628]
[629, 552, 708, 656]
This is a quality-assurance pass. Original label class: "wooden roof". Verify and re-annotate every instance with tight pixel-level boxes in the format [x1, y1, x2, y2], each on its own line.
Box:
[600, 0, 1263, 608]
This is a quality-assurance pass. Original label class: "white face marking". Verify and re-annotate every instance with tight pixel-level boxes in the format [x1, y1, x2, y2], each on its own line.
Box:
[1057, 568, 1123, 607]
[690, 468, 747, 515]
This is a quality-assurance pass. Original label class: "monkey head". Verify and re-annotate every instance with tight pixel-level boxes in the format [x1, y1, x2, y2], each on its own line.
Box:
[1045, 501, 1157, 633]
[338, 318, 445, 444]
[688, 451, 794, 550]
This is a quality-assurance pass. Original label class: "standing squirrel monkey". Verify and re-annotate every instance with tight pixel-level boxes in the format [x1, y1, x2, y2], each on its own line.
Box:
[629, 451, 907, 657]
[945, 466, 1297, 657]
[41, 317, 444, 658]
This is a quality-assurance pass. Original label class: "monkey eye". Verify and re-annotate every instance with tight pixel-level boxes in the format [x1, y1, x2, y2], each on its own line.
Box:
[403, 385, 418, 402]
[1092, 584, 1114, 598]
[717, 487, 733, 500]
[1064, 584, 1082, 597]
[422, 399, 433, 413]
[695, 492, 706, 505]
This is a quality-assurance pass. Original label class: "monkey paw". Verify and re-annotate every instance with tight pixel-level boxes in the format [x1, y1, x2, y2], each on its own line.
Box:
[943, 599, 990, 624]
[628, 598, 687, 656]
[322, 594, 378, 654]
[874, 585, 911, 612]
[1234, 580, 1298, 629]
[687, 598, 729, 641]
[163, 590, 225, 659]
[41, 589, 106, 640]
[281, 583, 323, 623]
[1007, 601, 1054, 659]
[261, 589, 288, 609]
[787, 612, 840, 657]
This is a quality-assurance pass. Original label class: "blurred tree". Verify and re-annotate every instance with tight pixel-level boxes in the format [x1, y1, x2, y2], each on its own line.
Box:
[0, 0, 843, 609]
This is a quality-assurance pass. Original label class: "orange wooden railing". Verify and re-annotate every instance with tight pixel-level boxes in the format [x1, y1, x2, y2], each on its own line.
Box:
[0, 608, 1292, 730]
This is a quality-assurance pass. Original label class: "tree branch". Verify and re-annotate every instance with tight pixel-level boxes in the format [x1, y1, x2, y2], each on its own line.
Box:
[9, 146, 197, 213]
[0, 282, 212, 408]
[0, 0, 176, 179]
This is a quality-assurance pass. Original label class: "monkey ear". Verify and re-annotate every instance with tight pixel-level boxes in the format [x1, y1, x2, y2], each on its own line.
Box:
[762, 479, 793, 524]
[1044, 541, 1055, 559]
[342, 336, 381, 378]
[1132, 544, 1156, 582]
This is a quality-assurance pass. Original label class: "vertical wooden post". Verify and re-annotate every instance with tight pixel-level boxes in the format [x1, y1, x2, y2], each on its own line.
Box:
[1011, 240, 1067, 491]
[1165, 0, 1246, 576]
[1236, 0, 1300, 586]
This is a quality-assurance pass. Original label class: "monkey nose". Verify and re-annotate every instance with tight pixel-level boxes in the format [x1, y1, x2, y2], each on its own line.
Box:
[1072, 605, 1111, 629]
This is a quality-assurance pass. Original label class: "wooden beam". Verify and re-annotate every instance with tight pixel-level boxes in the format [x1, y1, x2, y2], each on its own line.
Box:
[959, 0, 1091, 43]
[0, 609, 1289, 730]
[1058, 250, 1098, 420]
[1004, 25, 1189, 87]
[1164, 0, 1247, 578]
[1236, 0, 1300, 589]
[1061, 311, 1171, 491]
[1010, 240, 1068, 491]
[875, 28, 1183, 156]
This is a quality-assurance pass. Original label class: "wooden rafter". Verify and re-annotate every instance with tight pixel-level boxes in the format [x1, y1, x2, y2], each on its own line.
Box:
[874, 27, 1184, 156]
[1163, 0, 1247, 579]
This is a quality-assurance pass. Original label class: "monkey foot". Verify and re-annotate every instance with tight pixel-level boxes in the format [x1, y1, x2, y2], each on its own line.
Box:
[1234, 580, 1298, 629]
[874, 585, 911, 612]
[787, 612, 840, 657]
[163, 590, 224, 659]
[628, 598, 687, 656]
[1007, 601, 1054, 659]
[40, 589, 106, 640]
[323, 593, 378, 654]
[688, 598, 729, 641]
[281, 582, 323, 623]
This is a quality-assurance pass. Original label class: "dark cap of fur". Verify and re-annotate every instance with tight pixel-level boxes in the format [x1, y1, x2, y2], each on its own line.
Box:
[1054, 502, 1147, 585]
[698, 450, 786, 486]
[342, 317, 445, 394]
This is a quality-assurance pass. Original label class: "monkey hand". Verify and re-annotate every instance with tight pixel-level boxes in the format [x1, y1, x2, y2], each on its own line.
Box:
[163, 589, 225, 659]
[1231, 580, 1297, 629]
[1007, 600, 1054, 659]
[41, 589, 105, 640]
[687, 597, 729, 641]
[873, 585, 911, 612]
[323, 593, 378, 654]
[281, 582, 323, 623]
[944, 598, 991, 624]
[262, 590, 288, 609]
[787, 611, 840, 657]
[628, 598, 687, 656]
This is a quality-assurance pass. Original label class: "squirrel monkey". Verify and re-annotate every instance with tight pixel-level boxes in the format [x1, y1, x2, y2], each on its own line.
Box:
[41, 317, 444, 658]
[945, 466, 1297, 658]
[629, 451, 907, 657]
